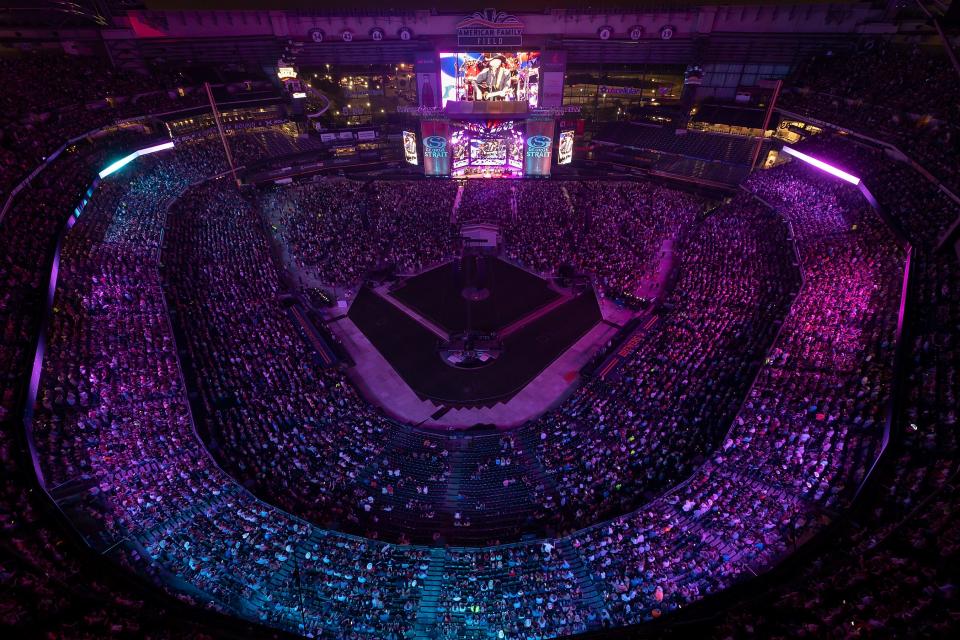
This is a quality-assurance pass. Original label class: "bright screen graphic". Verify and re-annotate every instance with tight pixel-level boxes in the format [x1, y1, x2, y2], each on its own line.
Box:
[557, 130, 574, 165]
[451, 130, 469, 169]
[421, 120, 451, 177]
[508, 129, 524, 169]
[470, 138, 507, 166]
[423, 119, 544, 178]
[524, 118, 555, 177]
[402, 130, 418, 165]
[439, 51, 540, 108]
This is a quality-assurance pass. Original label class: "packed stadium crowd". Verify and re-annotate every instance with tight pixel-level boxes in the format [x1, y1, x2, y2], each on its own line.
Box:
[455, 179, 707, 299]
[163, 175, 722, 546]
[6, 127, 907, 640]
[791, 133, 957, 246]
[0, 51, 212, 197]
[1, 130, 146, 422]
[706, 135, 960, 639]
[780, 41, 960, 193]
[164, 178, 396, 536]
[532, 193, 799, 524]
[0, 133, 278, 639]
[264, 178, 706, 301]
[19, 150, 431, 639]
[434, 544, 595, 639]
[0, 33, 957, 640]
[158, 174, 826, 550]
[734, 163, 905, 506]
[261, 178, 459, 286]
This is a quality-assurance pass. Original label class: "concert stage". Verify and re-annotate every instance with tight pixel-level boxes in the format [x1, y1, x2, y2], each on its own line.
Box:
[389, 258, 559, 334]
[347, 284, 601, 407]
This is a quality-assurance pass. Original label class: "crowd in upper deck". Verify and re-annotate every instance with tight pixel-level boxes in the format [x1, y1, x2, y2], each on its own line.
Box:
[15, 145, 904, 640]
[0, 39, 957, 640]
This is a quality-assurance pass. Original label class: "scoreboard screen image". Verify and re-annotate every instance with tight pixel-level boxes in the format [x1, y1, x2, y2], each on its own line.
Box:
[557, 130, 574, 165]
[402, 131, 418, 165]
[439, 51, 541, 107]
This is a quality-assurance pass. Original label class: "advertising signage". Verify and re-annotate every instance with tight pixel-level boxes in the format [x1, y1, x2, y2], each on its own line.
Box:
[557, 130, 574, 165]
[421, 119, 451, 177]
[523, 118, 555, 177]
[456, 9, 524, 48]
[402, 130, 419, 165]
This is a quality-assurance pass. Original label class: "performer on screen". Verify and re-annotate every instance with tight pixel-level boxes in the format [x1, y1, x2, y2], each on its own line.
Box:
[469, 55, 514, 101]
[460, 56, 482, 101]
[558, 133, 573, 163]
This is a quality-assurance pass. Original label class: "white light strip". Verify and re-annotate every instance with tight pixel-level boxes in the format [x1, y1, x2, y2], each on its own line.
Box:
[782, 146, 861, 186]
[99, 141, 176, 179]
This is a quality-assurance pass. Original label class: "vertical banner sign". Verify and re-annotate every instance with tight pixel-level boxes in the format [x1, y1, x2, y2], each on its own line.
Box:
[557, 130, 574, 165]
[539, 50, 567, 108]
[415, 50, 439, 108]
[402, 131, 419, 165]
[524, 118, 555, 177]
[421, 118, 451, 176]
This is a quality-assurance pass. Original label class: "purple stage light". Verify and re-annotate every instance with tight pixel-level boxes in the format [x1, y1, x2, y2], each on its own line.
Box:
[782, 146, 861, 185]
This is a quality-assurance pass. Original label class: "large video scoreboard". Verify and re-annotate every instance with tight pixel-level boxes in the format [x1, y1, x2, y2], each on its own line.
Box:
[413, 46, 568, 178]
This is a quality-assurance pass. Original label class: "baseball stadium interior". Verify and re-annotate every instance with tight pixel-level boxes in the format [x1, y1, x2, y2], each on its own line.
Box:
[1, 0, 960, 638]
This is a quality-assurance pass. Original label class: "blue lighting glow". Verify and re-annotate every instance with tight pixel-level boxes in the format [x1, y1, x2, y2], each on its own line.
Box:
[98, 141, 175, 179]
[73, 183, 99, 219]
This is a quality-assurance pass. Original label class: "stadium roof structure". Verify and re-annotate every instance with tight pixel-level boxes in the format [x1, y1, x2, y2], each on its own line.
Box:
[143, 0, 869, 10]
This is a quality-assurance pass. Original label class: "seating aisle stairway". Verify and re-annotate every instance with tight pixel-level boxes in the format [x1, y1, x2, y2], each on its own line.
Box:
[412, 547, 448, 639]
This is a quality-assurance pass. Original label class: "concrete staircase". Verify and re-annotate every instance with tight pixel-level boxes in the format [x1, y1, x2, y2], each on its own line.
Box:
[558, 539, 609, 630]
[442, 440, 468, 512]
[411, 547, 448, 639]
[261, 535, 320, 635]
[514, 428, 559, 492]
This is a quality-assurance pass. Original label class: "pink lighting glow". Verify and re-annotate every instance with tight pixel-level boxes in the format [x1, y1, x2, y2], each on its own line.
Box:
[782, 146, 861, 186]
